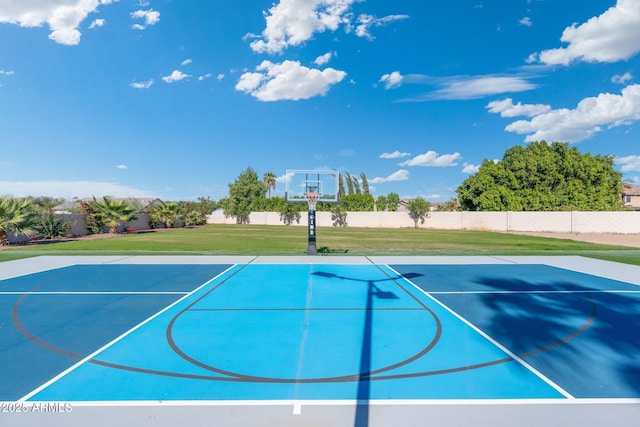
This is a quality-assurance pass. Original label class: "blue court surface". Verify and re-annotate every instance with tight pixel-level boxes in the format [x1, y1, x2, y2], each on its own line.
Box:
[1, 255, 639, 427]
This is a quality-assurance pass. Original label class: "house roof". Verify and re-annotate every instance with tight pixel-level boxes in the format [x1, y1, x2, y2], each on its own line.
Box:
[623, 186, 640, 196]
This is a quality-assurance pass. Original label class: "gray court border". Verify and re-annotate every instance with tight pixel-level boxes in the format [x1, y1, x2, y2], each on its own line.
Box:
[1, 255, 639, 427]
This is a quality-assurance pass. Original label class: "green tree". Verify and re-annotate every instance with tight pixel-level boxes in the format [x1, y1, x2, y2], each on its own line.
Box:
[0, 197, 37, 245]
[457, 141, 623, 211]
[457, 160, 523, 211]
[92, 196, 137, 233]
[387, 192, 400, 211]
[407, 197, 430, 228]
[341, 194, 375, 211]
[279, 203, 302, 225]
[196, 196, 218, 214]
[437, 198, 461, 211]
[263, 171, 277, 198]
[250, 194, 286, 212]
[224, 167, 267, 223]
[27, 196, 66, 210]
[375, 195, 388, 212]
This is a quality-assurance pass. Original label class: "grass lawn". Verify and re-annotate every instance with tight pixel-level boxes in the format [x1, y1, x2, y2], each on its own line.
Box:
[1, 225, 638, 266]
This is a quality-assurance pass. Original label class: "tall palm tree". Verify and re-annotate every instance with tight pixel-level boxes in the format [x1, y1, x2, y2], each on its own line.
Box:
[263, 172, 277, 198]
[92, 196, 137, 234]
[0, 196, 37, 245]
[360, 172, 370, 195]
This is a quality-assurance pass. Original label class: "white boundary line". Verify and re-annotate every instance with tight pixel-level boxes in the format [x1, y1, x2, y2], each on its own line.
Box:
[384, 264, 576, 400]
[6, 256, 638, 406]
[18, 264, 240, 403]
[5, 397, 640, 407]
[0, 292, 189, 295]
[427, 290, 640, 295]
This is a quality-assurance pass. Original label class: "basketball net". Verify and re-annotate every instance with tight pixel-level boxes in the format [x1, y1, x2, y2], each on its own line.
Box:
[304, 192, 320, 211]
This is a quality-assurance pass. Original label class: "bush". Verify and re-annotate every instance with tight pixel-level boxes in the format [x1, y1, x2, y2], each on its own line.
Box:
[32, 210, 72, 239]
[75, 198, 104, 235]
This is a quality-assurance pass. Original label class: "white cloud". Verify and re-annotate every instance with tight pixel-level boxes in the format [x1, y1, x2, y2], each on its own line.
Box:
[400, 151, 461, 167]
[130, 79, 154, 89]
[379, 71, 404, 89]
[519, 17, 532, 27]
[89, 18, 105, 29]
[235, 72, 264, 93]
[131, 9, 160, 30]
[495, 84, 640, 143]
[198, 73, 213, 81]
[162, 70, 190, 83]
[314, 52, 334, 66]
[249, 0, 356, 54]
[612, 72, 633, 84]
[486, 98, 552, 117]
[430, 75, 538, 100]
[0, 180, 155, 199]
[235, 60, 346, 101]
[116, 164, 128, 170]
[355, 14, 409, 40]
[462, 162, 480, 174]
[369, 170, 410, 184]
[532, 0, 640, 65]
[216, 73, 225, 81]
[0, 69, 14, 76]
[379, 150, 410, 159]
[616, 155, 640, 172]
[247, 1, 408, 53]
[395, 73, 539, 101]
[0, 0, 118, 45]
[181, 59, 192, 66]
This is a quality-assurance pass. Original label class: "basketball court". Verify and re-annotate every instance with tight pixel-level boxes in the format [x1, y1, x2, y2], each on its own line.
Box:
[1, 254, 639, 426]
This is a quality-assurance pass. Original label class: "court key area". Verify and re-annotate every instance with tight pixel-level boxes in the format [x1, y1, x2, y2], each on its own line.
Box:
[1, 255, 639, 426]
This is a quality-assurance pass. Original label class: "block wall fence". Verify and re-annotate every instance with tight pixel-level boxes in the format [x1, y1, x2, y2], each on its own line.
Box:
[7, 210, 639, 243]
[207, 210, 640, 234]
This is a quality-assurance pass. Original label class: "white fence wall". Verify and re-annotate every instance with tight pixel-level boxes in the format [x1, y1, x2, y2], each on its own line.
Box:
[8, 210, 638, 243]
[208, 210, 640, 234]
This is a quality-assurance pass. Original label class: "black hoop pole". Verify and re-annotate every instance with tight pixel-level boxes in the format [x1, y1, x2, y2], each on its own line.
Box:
[305, 193, 319, 255]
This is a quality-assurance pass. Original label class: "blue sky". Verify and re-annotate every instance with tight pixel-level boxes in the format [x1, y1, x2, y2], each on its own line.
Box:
[1, 0, 639, 202]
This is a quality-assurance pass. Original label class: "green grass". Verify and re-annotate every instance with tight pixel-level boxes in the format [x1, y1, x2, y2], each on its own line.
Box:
[1, 225, 638, 265]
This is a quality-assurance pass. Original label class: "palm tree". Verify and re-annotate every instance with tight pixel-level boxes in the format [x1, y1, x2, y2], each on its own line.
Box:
[0, 196, 37, 245]
[92, 196, 137, 234]
[263, 172, 277, 198]
[360, 172, 370, 195]
[150, 201, 181, 228]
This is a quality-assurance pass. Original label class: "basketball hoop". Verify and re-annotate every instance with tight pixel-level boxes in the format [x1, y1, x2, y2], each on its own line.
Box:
[304, 192, 320, 211]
